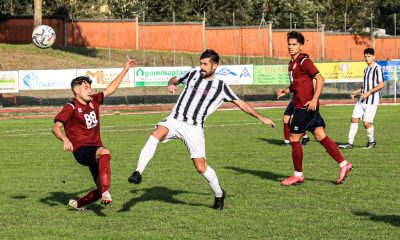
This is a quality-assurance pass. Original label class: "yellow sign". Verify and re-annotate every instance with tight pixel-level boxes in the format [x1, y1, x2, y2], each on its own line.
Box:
[315, 62, 365, 82]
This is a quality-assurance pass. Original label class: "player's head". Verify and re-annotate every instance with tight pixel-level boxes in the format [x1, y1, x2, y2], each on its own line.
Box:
[200, 49, 219, 79]
[287, 31, 304, 58]
[364, 48, 375, 65]
[71, 76, 92, 102]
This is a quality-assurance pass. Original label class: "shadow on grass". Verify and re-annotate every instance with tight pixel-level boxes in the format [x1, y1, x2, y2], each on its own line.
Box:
[39, 189, 106, 217]
[11, 195, 28, 199]
[257, 138, 284, 146]
[354, 211, 400, 227]
[226, 166, 335, 184]
[118, 186, 209, 212]
[55, 46, 99, 58]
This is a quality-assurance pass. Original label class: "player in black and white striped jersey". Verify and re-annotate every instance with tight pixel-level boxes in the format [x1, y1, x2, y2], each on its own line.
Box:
[339, 48, 384, 149]
[128, 49, 276, 210]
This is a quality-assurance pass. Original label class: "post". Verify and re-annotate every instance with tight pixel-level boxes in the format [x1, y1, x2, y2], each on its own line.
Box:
[321, 24, 325, 60]
[261, 13, 265, 64]
[108, 14, 111, 62]
[173, 11, 176, 67]
[290, 13, 292, 30]
[136, 16, 139, 50]
[344, 12, 347, 32]
[268, 20, 273, 58]
[394, 13, 397, 36]
[142, 11, 146, 66]
[371, 13, 374, 48]
[232, 12, 236, 64]
[203, 12, 206, 51]
[63, 13, 67, 47]
[316, 12, 319, 31]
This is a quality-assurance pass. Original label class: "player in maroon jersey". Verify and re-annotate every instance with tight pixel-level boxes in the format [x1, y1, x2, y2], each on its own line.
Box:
[276, 31, 352, 186]
[52, 59, 136, 210]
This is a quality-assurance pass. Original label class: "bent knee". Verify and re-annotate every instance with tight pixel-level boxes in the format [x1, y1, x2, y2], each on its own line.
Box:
[100, 147, 111, 156]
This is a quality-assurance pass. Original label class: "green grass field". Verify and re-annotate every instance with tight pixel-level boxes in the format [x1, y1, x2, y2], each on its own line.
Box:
[0, 105, 399, 239]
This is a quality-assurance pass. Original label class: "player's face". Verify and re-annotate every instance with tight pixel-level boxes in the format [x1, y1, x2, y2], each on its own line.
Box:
[200, 58, 218, 79]
[364, 53, 375, 65]
[288, 38, 303, 58]
[74, 81, 92, 102]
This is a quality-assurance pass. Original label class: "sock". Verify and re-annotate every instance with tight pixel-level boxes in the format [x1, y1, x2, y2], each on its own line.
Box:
[291, 141, 303, 172]
[366, 126, 374, 142]
[319, 136, 345, 164]
[348, 122, 358, 145]
[340, 160, 348, 168]
[136, 135, 159, 174]
[294, 171, 303, 178]
[98, 154, 111, 194]
[283, 123, 290, 142]
[202, 166, 223, 197]
[77, 189, 101, 208]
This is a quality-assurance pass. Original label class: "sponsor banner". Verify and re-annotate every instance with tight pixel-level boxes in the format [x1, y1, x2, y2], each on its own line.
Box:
[19, 69, 75, 90]
[253, 65, 289, 85]
[215, 65, 253, 85]
[135, 67, 191, 86]
[0, 71, 19, 93]
[377, 60, 400, 82]
[315, 62, 365, 83]
[76, 68, 135, 88]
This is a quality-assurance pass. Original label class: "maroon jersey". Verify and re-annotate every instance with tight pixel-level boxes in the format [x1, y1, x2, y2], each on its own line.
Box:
[54, 92, 104, 152]
[288, 54, 320, 109]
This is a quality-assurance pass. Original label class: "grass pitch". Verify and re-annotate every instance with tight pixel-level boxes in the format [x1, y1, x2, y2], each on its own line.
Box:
[0, 105, 399, 239]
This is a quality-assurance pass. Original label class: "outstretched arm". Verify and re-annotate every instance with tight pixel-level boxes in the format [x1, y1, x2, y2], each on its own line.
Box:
[276, 86, 291, 99]
[232, 99, 276, 128]
[52, 121, 73, 152]
[103, 59, 137, 98]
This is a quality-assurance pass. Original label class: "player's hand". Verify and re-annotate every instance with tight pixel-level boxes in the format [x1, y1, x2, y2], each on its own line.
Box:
[360, 92, 370, 100]
[305, 99, 318, 111]
[63, 139, 73, 152]
[125, 57, 137, 69]
[350, 92, 357, 101]
[259, 116, 276, 128]
[167, 84, 178, 94]
[276, 89, 287, 99]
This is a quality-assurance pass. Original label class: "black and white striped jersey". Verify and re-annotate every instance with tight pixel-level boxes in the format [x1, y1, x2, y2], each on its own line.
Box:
[362, 63, 384, 105]
[170, 68, 239, 128]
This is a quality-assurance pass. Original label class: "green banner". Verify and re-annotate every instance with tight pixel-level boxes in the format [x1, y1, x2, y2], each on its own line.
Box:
[253, 65, 289, 85]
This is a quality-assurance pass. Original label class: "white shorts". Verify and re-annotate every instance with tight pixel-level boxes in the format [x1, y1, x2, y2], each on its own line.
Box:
[351, 101, 378, 123]
[157, 117, 206, 159]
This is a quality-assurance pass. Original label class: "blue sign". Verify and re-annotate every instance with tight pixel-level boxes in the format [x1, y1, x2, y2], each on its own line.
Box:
[376, 60, 400, 82]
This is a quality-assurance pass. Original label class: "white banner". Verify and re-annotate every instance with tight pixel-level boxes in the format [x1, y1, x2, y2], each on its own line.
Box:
[76, 68, 135, 88]
[215, 65, 253, 85]
[19, 69, 76, 90]
[134, 66, 191, 86]
[0, 71, 19, 93]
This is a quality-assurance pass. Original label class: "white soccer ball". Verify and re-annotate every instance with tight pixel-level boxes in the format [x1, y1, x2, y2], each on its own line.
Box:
[32, 25, 56, 48]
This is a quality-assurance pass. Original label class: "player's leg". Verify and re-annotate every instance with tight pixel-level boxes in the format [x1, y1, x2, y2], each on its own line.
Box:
[128, 123, 170, 184]
[96, 147, 112, 204]
[313, 126, 352, 184]
[282, 114, 291, 145]
[72, 176, 102, 210]
[339, 103, 363, 149]
[362, 104, 378, 149]
[281, 132, 305, 186]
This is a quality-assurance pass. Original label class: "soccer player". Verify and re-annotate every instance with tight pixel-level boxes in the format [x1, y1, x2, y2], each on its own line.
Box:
[338, 48, 384, 149]
[279, 101, 310, 146]
[128, 49, 276, 210]
[276, 31, 352, 186]
[52, 59, 136, 210]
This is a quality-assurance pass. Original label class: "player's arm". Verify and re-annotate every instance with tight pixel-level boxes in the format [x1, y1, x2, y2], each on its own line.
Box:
[350, 87, 362, 100]
[305, 73, 324, 111]
[232, 99, 276, 128]
[360, 82, 385, 100]
[103, 59, 137, 98]
[167, 76, 179, 94]
[276, 86, 291, 99]
[52, 121, 73, 152]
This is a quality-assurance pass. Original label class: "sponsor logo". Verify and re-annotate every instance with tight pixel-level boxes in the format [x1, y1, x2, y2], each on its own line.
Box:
[216, 67, 237, 77]
[21, 72, 67, 89]
[240, 67, 251, 78]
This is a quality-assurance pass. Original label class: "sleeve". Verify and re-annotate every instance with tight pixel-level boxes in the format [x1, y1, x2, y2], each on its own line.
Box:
[302, 58, 320, 79]
[222, 83, 239, 102]
[376, 66, 384, 83]
[54, 103, 74, 125]
[177, 68, 195, 85]
[90, 92, 104, 105]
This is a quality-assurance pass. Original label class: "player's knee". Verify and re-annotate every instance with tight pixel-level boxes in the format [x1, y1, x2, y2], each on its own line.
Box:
[351, 118, 359, 123]
[101, 148, 111, 156]
[364, 122, 372, 128]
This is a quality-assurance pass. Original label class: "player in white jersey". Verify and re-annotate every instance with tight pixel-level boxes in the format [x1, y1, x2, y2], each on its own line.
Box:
[128, 49, 276, 210]
[339, 48, 384, 149]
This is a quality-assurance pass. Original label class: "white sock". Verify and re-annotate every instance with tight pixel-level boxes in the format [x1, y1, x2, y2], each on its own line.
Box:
[340, 160, 348, 168]
[284, 139, 290, 144]
[136, 135, 159, 174]
[294, 171, 303, 178]
[366, 126, 374, 142]
[202, 166, 223, 197]
[348, 123, 359, 145]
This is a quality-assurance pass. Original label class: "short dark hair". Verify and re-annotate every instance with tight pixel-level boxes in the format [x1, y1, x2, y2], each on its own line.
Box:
[71, 76, 92, 94]
[287, 31, 305, 45]
[364, 48, 375, 55]
[200, 49, 219, 64]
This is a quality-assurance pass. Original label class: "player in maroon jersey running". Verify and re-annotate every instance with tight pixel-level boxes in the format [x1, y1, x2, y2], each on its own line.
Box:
[52, 59, 136, 210]
[276, 31, 352, 186]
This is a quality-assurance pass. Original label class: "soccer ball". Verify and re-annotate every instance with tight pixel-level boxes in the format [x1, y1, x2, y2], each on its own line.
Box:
[32, 25, 56, 48]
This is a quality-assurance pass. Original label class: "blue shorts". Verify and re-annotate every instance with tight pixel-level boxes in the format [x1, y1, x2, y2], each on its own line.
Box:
[73, 146, 100, 181]
[289, 107, 325, 134]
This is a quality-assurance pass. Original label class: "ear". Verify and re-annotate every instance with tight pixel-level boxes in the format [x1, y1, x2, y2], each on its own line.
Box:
[212, 63, 218, 71]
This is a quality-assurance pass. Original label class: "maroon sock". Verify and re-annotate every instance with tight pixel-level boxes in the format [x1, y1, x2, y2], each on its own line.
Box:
[77, 189, 101, 207]
[284, 123, 290, 141]
[319, 136, 344, 164]
[291, 141, 303, 172]
[98, 154, 111, 194]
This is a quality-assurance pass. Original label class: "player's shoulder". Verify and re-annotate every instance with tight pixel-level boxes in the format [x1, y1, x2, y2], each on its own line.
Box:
[299, 54, 312, 65]
[63, 99, 76, 110]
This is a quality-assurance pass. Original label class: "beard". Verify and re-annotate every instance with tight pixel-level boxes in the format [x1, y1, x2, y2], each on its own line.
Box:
[200, 69, 214, 79]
